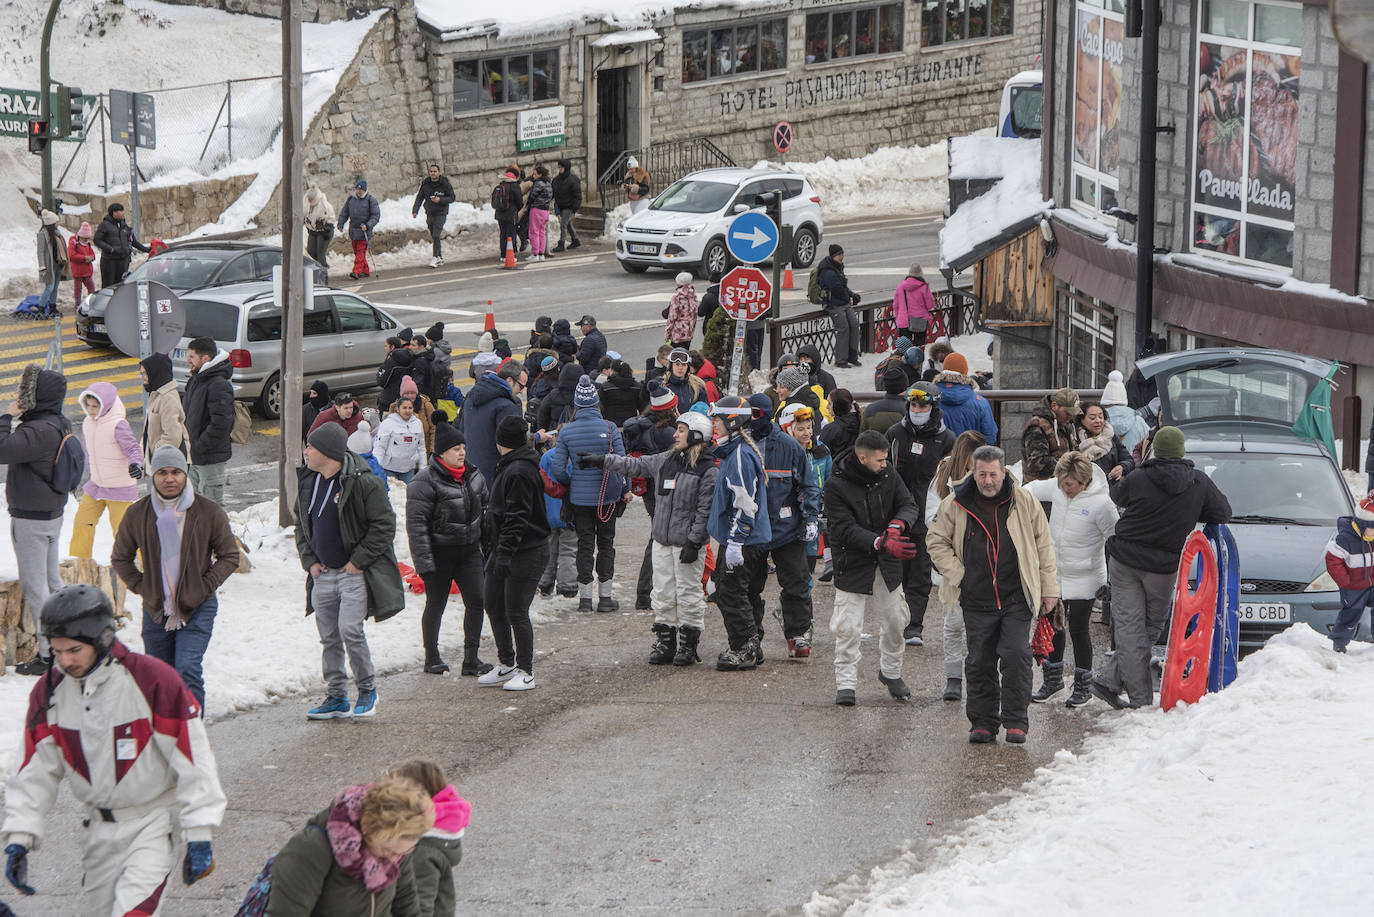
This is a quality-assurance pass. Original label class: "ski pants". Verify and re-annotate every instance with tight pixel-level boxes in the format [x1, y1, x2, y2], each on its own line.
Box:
[80, 805, 175, 917]
[830, 584, 906, 691]
[937, 594, 966, 679]
[540, 527, 578, 592]
[826, 304, 860, 365]
[651, 541, 706, 630]
[901, 527, 934, 634]
[963, 599, 1034, 732]
[1095, 557, 1175, 706]
[713, 549, 755, 650]
[70, 494, 132, 559]
[1332, 586, 1374, 646]
[350, 239, 370, 277]
[742, 540, 813, 639]
[1047, 597, 1095, 669]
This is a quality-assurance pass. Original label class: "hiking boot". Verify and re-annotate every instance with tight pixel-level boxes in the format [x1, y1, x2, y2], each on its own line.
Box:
[578, 598, 594, 612]
[569, 240, 582, 249]
[1065, 668, 1093, 707]
[1333, 639, 1349, 654]
[460, 657, 494, 677]
[968, 727, 996, 744]
[306, 696, 352, 720]
[353, 690, 378, 718]
[1032, 662, 1065, 703]
[835, 689, 856, 706]
[597, 596, 620, 613]
[423, 654, 451, 675]
[942, 677, 962, 702]
[552, 243, 566, 253]
[1090, 678, 1128, 710]
[673, 626, 702, 666]
[903, 625, 924, 647]
[786, 636, 812, 659]
[716, 645, 757, 671]
[648, 625, 677, 665]
[878, 672, 911, 701]
[748, 633, 764, 665]
[1005, 728, 1027, 745]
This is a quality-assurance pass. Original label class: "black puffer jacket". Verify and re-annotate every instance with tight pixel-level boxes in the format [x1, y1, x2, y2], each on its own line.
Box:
[886, 408, 956, 526]
[537, 364, 582, 431]
[484, 445, 551, 562]
[377, 348, 416, 411]
[92, 211, 148, 260]
[823, 451, 920, 594]
[818, 410, 860, 465]
[1107, 458, 1232, 573]
[405, 457, 489, 575]
[0, 366, 70, 520]
[552, 162, 582, 210]
[598, 374, 642, 426]
[182, 351, 234, 465]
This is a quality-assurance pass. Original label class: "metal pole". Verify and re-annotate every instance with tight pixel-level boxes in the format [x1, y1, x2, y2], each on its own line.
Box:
[226, 80, 233, 163]
[38, 0, 60, 210]
[129, 142, 140, 241]
[1134, 0, 1160, 359]
[99, 97, 108, 192]
[279, 0, 305, 526]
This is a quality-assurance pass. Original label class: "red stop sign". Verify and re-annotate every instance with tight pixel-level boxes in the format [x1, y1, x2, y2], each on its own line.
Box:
[719, 266, 772, 322]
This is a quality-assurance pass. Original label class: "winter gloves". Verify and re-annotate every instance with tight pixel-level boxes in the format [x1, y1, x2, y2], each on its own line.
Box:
[4, 843, 33, 895]
[679, 542, 702, 565]
[576, 452, 606, 468]
[183, 840, 215, 885]
[489, 554, 512, 579]
[128, 463, 144, 480]
[874, 521, 916, 560]
[724, 542, 745, 570]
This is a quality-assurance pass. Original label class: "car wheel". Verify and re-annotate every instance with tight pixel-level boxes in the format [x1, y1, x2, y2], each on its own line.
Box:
[258, 373, 281, 420]
[620, 261, 649, 274]
[702, 238, 730, 278]
[792, 227, 818, 269]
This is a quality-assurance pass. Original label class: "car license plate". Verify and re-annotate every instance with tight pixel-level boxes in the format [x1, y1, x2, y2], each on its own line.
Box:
[628, 243, 658, 255]
[172, 348, 187, 361]
[1239, 602, 1290, 623]
[92, 323, 106, 333]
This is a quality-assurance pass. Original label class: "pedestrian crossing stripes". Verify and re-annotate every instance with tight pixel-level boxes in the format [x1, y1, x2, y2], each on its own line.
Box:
[0, 322, 143, 417]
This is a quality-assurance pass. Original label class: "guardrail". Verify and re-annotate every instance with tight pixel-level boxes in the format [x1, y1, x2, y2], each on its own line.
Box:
[849, 388, 1105, 438]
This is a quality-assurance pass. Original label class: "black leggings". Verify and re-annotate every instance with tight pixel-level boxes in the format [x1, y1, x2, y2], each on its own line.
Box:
[420, 548, 486, 659]
[484, 545, 547, 673]
[1048, 598, 1094, 669]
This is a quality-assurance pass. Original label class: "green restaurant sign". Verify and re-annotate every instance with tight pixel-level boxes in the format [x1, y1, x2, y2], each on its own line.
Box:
[516, 105, 565, 152]
[0, 87, 88, 140]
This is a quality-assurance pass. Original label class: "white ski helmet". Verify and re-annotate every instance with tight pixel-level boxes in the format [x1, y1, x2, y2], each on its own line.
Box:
[678, 411, 713, 445]
[777, 402, 815, 431]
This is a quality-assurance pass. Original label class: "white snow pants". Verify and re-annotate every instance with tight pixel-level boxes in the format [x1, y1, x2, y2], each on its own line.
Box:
[651, 542, 706, 630]
[81, 806, 175, 916]
[830, 585, 906, 690]
[939, 597, 967, 678]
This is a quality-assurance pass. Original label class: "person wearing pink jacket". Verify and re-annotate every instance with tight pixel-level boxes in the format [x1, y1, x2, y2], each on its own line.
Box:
[70, 381, 144, 558]
[893, 262, 936, 341]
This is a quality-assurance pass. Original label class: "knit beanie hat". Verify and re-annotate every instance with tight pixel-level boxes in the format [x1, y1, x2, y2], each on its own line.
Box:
[1101, 370, 1130, 407]
[1357, 494, 1374, 522]
[573, 374, 600, 409]
[78, 221, 92, 239]
[150, 444, 188, 475]
[942, 352, 969, 376]
[400, 375, 419, 398]
[909, 262, 924, 279]
[40, 209, 58, 226]
[496, 414, 527, 449]
[829, 244, 843, 257]
[433, 422, 464, 456]
[1153, 425, 1186, 459]
[398, 327, 414, 344]
[647, 379, 678, 412]
[904, 346, 923, 367]
[308, 421, 348, 462]
[346, 421, 373, 455]
[747, 393, 775, 439]
[675, 271, 693, 287]
[883, 365, 908, 394]
[431, 785, 471, 836]
[776, 366, 809, 394]
[892, 336, 913, 355]
[425, 322, 445, 342]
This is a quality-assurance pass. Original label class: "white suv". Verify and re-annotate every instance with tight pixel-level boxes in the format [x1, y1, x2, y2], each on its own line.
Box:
[615, 167, 824, 278]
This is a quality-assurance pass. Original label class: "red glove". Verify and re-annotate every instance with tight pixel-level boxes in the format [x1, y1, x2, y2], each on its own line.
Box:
[875, 529, 917, 560]
[1031, 614, 1057, 663]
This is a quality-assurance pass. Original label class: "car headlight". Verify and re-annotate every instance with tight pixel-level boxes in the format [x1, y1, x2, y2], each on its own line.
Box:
[78, 293, 92, 314]
[672, 223, 707, 237]
[1305, 570, 1338, 592]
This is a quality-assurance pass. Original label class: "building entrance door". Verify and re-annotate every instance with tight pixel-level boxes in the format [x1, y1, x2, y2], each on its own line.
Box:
[596, 66, 635, 183]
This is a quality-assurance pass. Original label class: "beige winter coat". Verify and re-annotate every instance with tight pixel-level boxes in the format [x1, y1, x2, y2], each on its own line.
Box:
[143, 379, 188, 464]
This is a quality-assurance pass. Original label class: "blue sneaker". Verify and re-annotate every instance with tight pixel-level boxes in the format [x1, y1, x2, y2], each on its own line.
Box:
[353, 689, 378, 718]
[307, 696, 352, 720]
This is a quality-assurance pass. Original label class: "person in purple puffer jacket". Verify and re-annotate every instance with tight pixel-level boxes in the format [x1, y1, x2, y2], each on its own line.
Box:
[70, 381, 144, 559]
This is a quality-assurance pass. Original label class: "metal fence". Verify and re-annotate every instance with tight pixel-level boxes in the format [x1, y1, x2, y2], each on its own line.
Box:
[55, 72, 330, 194]
[597, 136, 736, 212]
[768, 285, 981, 366]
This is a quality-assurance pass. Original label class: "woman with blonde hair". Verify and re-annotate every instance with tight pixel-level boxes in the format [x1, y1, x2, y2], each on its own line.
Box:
[303, 181, 336, 266]
[926, 430, 986, 701]
[263, 775, 433, 915]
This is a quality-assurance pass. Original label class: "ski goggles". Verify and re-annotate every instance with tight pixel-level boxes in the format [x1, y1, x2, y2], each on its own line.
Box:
[906, 387, 937, 406]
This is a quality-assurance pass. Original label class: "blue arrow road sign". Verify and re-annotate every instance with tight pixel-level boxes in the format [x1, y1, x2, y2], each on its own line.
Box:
[726, 211, 779, 264]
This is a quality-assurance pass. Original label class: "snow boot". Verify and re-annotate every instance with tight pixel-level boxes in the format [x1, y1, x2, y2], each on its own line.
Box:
[878, 672, 911, 701]
[1089, 678, 1129, 710]
[423, 649, 450, 675]
[460, 651, 493, 677]
[538, 580, 554, 597]
[748, 632, 764, 665]
[1032, 662, 1065, 703]
[578, 581, 594, 613]
[648, 624, 677, 665]
[1065, 668, 1093, 707]
[596, 579, 620, 612]
[941, 677, 962, 701]
[673, 626, 702, 666]
[716, 644, 757, 671]
[902, 624, 924, 646]
[835, 688, 856, 706]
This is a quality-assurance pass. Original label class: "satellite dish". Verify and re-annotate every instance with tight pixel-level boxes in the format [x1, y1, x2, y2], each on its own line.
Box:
[1332, 0, 1374, 62]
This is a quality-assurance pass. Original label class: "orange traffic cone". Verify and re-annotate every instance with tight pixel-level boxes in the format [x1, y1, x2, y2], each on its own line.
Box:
[484, 307, 496, 333]
[782, 266, 795, 290]
[503, 239, 516, 269]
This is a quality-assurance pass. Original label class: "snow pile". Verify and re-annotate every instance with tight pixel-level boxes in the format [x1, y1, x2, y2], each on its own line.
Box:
[803, 625, 1374, 916]
[752, 137, 955, 219]
[417, 0, 781, 39]
[940, 137, 1049, 271]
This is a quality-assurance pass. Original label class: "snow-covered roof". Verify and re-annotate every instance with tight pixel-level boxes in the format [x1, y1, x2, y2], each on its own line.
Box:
[591, 28, 662, 47]
[939, 137, 1051, 272]
[415, 0, 784, 41]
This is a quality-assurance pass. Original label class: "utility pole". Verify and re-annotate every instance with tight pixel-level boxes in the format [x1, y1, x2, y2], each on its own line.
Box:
[38, 0, 59, 210]
[1134, 0, 1161, 359]
[279, 0, 305, 526]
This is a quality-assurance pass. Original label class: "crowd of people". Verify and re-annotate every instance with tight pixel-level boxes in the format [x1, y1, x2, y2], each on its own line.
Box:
[28, 203, 150, 318]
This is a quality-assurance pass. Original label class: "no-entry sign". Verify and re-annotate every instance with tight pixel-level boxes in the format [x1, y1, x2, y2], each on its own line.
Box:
[720, 266, 772, 322]
[772, 121, 793, 155]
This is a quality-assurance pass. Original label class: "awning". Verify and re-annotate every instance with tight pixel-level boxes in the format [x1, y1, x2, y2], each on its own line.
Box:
[591, 29, 661, 48]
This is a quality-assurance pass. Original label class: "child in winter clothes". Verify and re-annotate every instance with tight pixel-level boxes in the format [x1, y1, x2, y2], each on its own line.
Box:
[666, 272, 699, 348]
[375, 397, 426, 483]
[70, 382, 144, 558]
[68, 221, 96, 308]
[389, 760, 470, 917]
[1324, 493, 1374, 653]
[1100, 370, 1150, 454]
[347, 420, 388, 490]
[779, 403, 832, 570]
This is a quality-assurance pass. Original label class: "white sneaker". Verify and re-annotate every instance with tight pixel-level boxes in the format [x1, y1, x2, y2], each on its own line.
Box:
[502, 669, 537, 691]
[428, 256, 439, 268]
[477, 664, 518, 686]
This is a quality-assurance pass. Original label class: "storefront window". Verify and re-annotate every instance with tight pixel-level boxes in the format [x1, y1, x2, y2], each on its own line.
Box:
[1055, 284, 1117, 389]
[806, 4, 904, 62]
[922, 0, 1015, 46]
[684, 18, 788, 83]
[1192, 0, 1301, 269]
[453, 50, 559, 112]
[1070, 0, 1124, 216]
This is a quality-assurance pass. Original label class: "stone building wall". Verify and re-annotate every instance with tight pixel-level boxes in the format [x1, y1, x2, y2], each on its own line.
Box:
[159, 0, 388, 25]
[53, 174, 256, 243]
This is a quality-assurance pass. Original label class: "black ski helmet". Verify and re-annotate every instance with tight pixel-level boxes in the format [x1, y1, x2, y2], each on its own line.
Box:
[41, 584, 117, 650]
[710, 395, 753, 435]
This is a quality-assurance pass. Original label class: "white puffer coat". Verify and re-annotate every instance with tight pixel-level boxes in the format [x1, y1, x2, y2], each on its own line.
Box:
[1023, 463, 1119, 600]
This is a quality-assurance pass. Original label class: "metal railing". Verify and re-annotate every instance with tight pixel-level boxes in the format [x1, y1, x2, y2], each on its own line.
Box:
[768, 285, 981, 367]
[597, 136, 736, 211]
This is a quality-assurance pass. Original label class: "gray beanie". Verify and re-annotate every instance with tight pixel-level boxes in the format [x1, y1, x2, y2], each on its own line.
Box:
[307, 421, 348, 462]
[573, 374, 600, 409]
[150, 445, 187, 474]
[776, 366, 809, 394]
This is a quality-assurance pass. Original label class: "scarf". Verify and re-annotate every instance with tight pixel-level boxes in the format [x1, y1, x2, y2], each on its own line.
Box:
[326, 784, 405, 893]
[436, 456, 465, 482]
[1076, 422, 1116, 461]
[153, 483, 195, 630]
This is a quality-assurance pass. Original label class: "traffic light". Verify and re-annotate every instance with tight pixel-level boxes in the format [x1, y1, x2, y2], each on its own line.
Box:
[54, 85, 86, 138]
[27, 119, 49, 154]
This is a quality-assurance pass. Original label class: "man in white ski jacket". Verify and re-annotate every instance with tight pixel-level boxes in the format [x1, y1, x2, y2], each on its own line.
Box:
[3, 585, 226, 914]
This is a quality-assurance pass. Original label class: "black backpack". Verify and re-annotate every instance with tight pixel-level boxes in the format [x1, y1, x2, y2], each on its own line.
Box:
[40, 416, 85, 496]
[491, 183, 510, 213]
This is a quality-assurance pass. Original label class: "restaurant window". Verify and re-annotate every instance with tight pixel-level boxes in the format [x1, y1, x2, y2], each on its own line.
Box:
[1054, 285, 1117, 389]
[453, 50, 560, 112]
[805, 4, 903, 63]
[682, 18, 788, 83]
[921, 0, 1014, 47]
[1191, 0, 1301, 270]
[1070, 0, 1124, 216]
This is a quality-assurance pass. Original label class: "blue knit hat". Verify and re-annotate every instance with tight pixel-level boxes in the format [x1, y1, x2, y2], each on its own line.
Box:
[574, 374, 600, 409]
